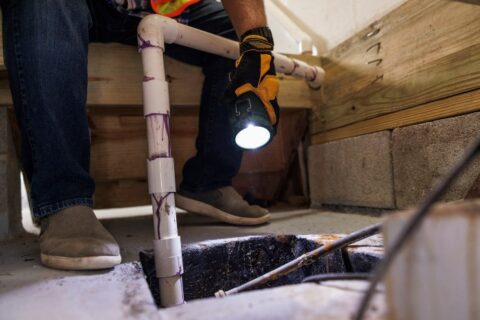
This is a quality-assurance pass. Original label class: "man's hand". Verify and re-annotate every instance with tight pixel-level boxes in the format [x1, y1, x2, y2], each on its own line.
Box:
[224, 27, 280, 126]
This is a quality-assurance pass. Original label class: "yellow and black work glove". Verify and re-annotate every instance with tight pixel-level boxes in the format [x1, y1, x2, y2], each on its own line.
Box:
[224, 27, 280, 127]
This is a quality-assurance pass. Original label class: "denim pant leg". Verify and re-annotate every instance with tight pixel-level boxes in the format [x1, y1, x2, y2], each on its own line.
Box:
[90, 0, 243, 193]
[168, 1, 244, 193]
[1, 0, 95, 218]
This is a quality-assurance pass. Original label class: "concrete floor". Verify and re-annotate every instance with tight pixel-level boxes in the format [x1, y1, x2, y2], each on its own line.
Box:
[0, 207, 384, 319]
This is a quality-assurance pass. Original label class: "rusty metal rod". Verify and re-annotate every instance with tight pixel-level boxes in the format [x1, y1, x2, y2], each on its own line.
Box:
[215, 223, 382, 297]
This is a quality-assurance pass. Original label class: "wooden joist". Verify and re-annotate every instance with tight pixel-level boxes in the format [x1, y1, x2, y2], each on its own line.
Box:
[312, 89, 480, 144]
[88, 44, 317, 109]
[91, 109, 307, 208]
[0, 42, 317, 109]
[310, 0, 480, 138]
[0, 13, 3, 71]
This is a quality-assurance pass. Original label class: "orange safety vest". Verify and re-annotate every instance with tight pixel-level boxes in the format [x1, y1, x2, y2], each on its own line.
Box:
[150, 0, 201, 18]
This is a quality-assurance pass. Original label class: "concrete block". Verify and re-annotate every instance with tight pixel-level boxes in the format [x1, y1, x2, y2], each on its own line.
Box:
[392, 112, 480, 209]
[308, 131, 395, 208]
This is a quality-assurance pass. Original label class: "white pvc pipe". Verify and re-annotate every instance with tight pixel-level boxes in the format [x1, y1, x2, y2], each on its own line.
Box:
[138, 20, 184, 307]
[139, 15, 325, 89]
[137, 14, 325, 308]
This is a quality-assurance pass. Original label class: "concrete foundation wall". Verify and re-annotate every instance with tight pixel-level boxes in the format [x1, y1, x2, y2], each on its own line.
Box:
[309, 112, 480, 210]
[308, 131, 395, 208]
[392, 113, 480, 208]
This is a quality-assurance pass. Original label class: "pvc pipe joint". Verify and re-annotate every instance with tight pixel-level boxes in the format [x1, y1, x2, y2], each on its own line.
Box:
[154, 237, 183, 277]
[147, 158, 176, 194]
[137, 13, 326, 308]
[143, 79, 170, 115]
[138, 14, 325, 88]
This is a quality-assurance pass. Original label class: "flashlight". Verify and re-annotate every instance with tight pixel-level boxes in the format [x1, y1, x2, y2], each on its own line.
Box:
[229, 91, 276, 150]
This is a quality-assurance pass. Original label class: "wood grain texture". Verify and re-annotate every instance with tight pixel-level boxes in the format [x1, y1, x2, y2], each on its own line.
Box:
[89, 107, 197, 182]
[0, 42, 317, 109]
[311, 89, 480, 144]
[90, 109, 307, 208]
[310, 0, 480, 135]
[95, 179, 149, 209]
[86, 44, 316, 109]
[0, 13, 3, 71]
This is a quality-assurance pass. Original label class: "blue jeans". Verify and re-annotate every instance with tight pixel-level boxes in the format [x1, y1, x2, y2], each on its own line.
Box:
[1, 0, 243, 218]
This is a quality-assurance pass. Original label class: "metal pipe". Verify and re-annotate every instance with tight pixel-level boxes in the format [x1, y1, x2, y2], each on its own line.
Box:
[215, 223, 382, 297]
[137, 14, 326, 307]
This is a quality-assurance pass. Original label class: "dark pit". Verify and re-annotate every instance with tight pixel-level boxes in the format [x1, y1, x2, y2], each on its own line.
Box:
[139, 234, 382, 306]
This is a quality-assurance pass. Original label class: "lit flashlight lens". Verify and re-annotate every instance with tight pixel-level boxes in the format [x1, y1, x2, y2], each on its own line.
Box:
[234, 124, 271, 150]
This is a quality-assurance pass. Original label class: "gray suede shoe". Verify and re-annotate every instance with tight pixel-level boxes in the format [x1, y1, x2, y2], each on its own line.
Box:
[175, 186, 271, 225]
[39, 206, 121, 270]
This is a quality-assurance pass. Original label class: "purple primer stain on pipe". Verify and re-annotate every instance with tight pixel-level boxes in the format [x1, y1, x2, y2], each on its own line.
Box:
[145, 113, 172, 158]
[161, 114, 172, 157]
[152, 192, 173, 238]
[176, 258, 184, 276]
[285, 59, 299, 76]
[309, 66, 318, 82]
[137, 34, 162, 52]
[149, 153, 169, 160]
[143, 75, 155, 82]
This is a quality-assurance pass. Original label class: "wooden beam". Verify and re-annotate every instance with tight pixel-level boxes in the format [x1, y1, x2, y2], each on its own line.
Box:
[95, 179, 149, 209]
[89, 108, 305, 182]
[311, 89, 480, 144]
[310, 0, 480, 135]
[0, 13, 3, 71]
[0, 42, 317, 109]
[90, 109, 307, 208]
[86, 44, 315, 109]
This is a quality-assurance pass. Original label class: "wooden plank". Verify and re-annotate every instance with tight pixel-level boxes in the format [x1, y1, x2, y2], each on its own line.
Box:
[0, 13, 4, 71]
[90, 108, 304, 182]
[89, 109, 198, 182]
[310, 0, 480, 135]
[95, 179, 149, 209]
[0, 42, 316, 108]
[311, 89, 480, 144]
[86, 43, 315, 109]
[86, 44, 202, 107]
[91, 109, 307, 208]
